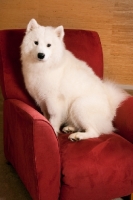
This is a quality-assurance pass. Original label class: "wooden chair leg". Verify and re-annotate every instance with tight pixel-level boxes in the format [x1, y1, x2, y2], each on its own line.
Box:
[131, 193, 133, 200]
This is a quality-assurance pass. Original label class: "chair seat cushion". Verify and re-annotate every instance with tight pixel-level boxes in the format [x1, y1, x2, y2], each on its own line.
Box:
[58, 133, 133, 200]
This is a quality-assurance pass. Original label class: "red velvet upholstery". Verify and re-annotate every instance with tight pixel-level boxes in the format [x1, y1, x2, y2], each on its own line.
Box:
[0, 29, 133, 200]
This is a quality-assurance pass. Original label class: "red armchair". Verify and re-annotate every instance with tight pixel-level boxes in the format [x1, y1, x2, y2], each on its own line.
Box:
[0, 29, 133, 200]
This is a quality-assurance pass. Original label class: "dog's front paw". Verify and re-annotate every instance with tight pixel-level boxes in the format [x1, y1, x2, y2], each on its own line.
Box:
[62, 126, 76, 133]
[68, 131, 94, 141]
[68, 132, 84, 142]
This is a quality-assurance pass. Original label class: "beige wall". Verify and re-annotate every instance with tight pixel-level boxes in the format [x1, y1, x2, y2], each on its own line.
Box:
[0, 0, 133, 85]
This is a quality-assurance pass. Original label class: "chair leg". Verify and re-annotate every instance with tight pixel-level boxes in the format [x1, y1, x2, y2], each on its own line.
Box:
[122, 195, 132, 200]
[131, 193, 133, 200]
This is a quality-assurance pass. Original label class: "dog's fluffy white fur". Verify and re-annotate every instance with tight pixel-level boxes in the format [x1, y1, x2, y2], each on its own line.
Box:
[21, 19, 128, 141]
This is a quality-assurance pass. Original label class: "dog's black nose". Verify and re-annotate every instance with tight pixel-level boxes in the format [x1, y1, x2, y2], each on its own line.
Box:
[38, 53, 45, 59]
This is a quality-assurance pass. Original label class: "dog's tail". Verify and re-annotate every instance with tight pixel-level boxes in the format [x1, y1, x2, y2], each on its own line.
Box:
[103, 80, 129, 116]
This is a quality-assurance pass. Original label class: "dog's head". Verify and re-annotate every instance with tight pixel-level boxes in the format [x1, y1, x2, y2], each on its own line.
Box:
[21, 19, 65, 65]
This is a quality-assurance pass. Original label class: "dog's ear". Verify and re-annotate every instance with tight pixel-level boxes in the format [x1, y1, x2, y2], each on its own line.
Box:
[26, 19, 39, 33]
[55, 26, 64, 40]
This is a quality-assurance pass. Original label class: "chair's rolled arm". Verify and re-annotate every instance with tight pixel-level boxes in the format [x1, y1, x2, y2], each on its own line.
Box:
[113, 96, 133, 144]
[3, 99, 60, 200]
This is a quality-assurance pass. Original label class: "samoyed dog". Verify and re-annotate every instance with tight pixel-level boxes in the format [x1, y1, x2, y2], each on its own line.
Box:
[21, 19, 128, 141]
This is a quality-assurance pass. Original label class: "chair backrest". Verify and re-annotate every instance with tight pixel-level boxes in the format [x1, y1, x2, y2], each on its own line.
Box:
[0, 29, 103, 106]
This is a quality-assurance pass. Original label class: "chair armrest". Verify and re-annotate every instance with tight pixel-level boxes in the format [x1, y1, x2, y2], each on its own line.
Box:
[3, 99, 60, 200]
[113, 96, 133, 143]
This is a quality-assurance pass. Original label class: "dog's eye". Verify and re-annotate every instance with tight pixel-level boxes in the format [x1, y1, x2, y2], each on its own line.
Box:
[34, 41, 39, 45]
[47, 43, 51, 47]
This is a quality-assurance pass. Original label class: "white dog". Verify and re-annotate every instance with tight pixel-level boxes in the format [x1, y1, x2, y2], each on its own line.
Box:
[21, 19, 128, 141]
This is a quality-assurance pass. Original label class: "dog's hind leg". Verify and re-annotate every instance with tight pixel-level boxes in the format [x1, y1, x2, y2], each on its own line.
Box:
[68, 96, 113, 141]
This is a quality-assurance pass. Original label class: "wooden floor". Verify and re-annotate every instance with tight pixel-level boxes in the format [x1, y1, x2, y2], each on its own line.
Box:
[0, 89, 133, 199]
